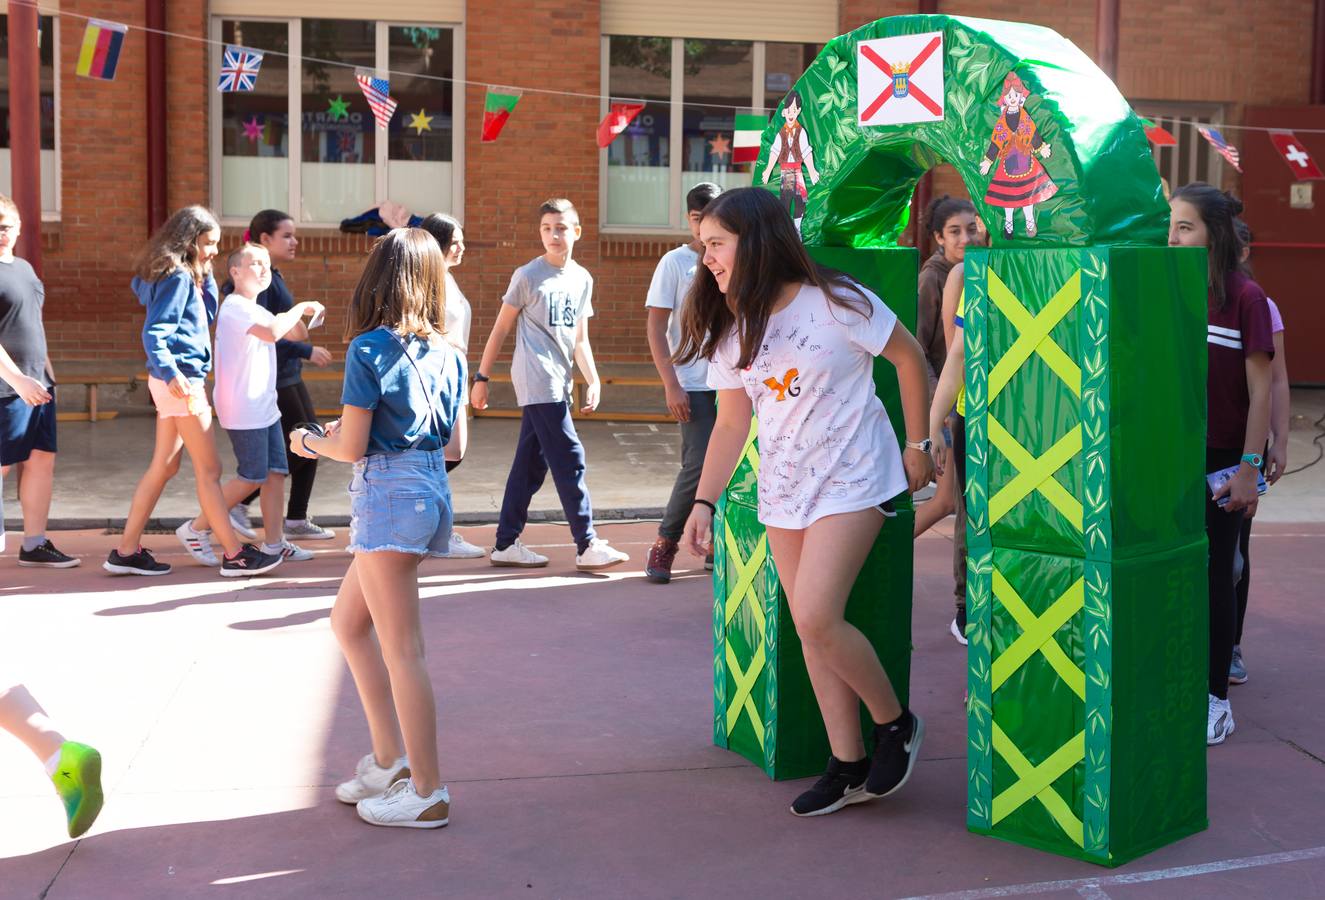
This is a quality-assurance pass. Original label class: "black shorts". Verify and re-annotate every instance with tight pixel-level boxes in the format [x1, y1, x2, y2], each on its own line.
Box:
[0, 389, 57, 466]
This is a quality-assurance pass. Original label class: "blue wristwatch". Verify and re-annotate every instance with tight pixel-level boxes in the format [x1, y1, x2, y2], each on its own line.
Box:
[1240, 452, 1263, 469]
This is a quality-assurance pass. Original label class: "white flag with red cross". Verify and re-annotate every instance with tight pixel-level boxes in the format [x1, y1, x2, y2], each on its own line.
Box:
[1268, 131, 1324, 181]
[857, 32, 945, 127]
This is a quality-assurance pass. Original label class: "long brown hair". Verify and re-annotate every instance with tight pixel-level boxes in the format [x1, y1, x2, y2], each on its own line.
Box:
[1171, 182, 1243, 311]
[134, 205, 221, 286]
[344, 228, 447, 341]
[674, 187, 870, 370]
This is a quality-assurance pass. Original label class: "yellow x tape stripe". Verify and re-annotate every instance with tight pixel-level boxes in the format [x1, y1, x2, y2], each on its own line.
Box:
[742, 416, 760, 473]
[724, 641, 767, 747]
[723, 526, 768, 630]
[988, 269, 1082, 401]
[991, 570, 1086, 700]
[992, 722, 1086, 846]
[988, 417, 1083, 529]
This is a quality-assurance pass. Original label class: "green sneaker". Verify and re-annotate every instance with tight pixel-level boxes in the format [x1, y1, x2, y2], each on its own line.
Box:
[50, 741, 103, 838]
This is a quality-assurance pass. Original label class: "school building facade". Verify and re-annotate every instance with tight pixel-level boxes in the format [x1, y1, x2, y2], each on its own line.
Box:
[3, 0, 1323, 410]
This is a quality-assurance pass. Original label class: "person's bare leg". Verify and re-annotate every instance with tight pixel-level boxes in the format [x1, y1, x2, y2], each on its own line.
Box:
[355, 550, 440, 794]
[16, 450, 55, 539]
[0, 683, 65, 761]
[914, 461, 955, 537]
[330, 558, 405, 767]
[118, 417, 184, 555]
[767, 525, 868, 762]
[260, 473, 285, 548]
[172, 414, 243, 556]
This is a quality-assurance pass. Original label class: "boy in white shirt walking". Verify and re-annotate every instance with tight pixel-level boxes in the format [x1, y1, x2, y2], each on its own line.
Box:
[177, 244, 323, 565]
[470, 199, 627, 571]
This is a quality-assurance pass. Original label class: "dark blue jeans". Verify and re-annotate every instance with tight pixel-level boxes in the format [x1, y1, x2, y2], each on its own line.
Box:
[496, 401, 595, 552]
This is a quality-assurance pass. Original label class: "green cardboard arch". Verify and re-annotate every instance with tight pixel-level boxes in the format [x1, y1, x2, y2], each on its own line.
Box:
[753, 14, 1168, 248]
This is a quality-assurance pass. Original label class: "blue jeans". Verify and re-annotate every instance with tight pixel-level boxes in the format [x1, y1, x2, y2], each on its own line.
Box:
[227, 421, 289, 482]
[496, 401, 595, 552]
[348, 449, 453, 556]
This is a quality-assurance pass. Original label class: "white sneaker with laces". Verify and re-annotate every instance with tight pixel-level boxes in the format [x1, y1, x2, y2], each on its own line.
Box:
[356, 779, 450, 829]
[335, 753, 411, 804]
[576, 538, 629, 571]
[284, 519, 336, 540]
[280, 540, 314, 562]
[430, 532, 486, 559]
[490, 540, 548, 568]
[1207, 694, 1235, 746]
[175, 521, 219, 566]
[228, 505, 258, 540]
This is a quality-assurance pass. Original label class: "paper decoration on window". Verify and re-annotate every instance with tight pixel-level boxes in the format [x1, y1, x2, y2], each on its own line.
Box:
[597, 101, 645, 148]
[326, 95, 350, 121]
[733, 114, 768, 163]
[1198, 127, 1242, 173]
[1139, 117, 1177, 146]
[857, 32, 945, 126]
[242, 116, 264, 143]
[482, 87, 522, 142]
[409, 109, 434, 134]
[76, 19, 127, 81]
[1268, 131, 1324, 181]
[218, 45, 264, 92]
[355, 70, 398, 130]
[708, 134, 731, 161]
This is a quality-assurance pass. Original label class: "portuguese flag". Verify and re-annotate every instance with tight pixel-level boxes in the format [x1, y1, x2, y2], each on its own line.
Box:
[482, 87, 522, 143]
[732, 114, 768, 163]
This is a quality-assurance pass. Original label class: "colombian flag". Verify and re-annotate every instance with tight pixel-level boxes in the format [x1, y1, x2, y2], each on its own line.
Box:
[77, 20, 127, 81]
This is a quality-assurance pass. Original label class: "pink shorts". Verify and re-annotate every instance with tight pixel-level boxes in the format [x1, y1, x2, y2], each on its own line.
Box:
[147, 375, 211, 419]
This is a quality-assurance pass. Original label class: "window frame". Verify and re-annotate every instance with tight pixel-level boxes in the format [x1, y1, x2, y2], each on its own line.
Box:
[0, 13, 62, 219]
[209, 15, 465, 229]
[1133, 101, 1228, 192]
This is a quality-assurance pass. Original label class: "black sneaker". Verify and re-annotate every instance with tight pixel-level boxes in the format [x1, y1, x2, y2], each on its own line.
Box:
[950, 605, 968, 646]
[866, 710, 924, 798]
[219, 544, 283, 578]
[790, 756, 871, 817]
[103, 547, 171, 576]
[18, 540, 81, 568]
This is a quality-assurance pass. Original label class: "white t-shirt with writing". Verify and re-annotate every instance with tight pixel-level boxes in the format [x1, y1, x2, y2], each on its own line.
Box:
[707, 283, 908, 529]
[645, 244, 709, 392]
[213, 293, 280, 430]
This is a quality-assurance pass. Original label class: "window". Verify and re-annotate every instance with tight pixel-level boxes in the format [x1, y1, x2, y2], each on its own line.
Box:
[1134, 102, 1228, 192]
[602, 35, 822, 231]
[0, 15, 59, 215]
[212, 17, 461, 226]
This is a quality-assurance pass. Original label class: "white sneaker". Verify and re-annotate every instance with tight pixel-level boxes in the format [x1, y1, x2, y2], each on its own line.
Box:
[228, 505, 258, 541]
[490, 540, 548, 568]
[175, 521, 219, 566]
[335, 753, 411, 804]
[284, 519, 336, 541]
[576, 538, 629, 571]
[430, 532, 486, 559]
[279, 540, 314, 562]
[1207, 694, 1235, 746]
[356, 778, 450, 829]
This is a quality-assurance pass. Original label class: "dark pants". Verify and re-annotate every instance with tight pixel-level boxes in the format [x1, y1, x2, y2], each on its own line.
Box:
[952, 413, 968, 612]
[659, 391, 717, 541]
[496, 401, 595, 552]
[1206, 447, 1244, 700]
[242, 381, 319, 520]
[1235, 514, 1252, 646]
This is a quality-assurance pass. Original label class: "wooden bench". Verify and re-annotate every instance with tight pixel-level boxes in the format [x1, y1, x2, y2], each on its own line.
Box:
[54, 373, 141, 423]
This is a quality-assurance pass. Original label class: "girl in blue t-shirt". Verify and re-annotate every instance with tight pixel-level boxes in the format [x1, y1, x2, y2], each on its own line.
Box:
[290, 228, 465, 830]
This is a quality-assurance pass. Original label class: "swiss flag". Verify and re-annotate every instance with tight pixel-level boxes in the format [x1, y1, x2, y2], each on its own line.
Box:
[1268, 131, 1324, 181]
[597, 102, 645, 148]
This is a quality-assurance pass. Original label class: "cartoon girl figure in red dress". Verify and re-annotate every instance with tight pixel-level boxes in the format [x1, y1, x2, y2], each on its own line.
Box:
[978, 72, 1057, 239]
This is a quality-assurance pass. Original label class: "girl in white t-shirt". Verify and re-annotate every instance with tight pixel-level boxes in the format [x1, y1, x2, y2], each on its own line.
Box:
[677, 188, 934, 817]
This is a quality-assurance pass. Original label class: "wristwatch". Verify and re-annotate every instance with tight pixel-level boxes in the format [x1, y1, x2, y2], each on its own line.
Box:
[905, 438, 933, 453]
[473, 371, 490, 383]
[1240, 452, 1263, 469]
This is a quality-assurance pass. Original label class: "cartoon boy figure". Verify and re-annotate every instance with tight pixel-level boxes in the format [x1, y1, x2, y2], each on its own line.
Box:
[761, 89, 820, 231]
[978, 72, 1057, 238]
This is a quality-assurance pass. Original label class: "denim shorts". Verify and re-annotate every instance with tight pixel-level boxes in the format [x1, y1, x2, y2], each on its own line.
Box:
[348, 448, 453, 556]
[227, 421, 289, 483]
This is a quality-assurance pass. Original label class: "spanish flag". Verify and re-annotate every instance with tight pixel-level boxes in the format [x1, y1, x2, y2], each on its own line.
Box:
[77, 20, 127, 81]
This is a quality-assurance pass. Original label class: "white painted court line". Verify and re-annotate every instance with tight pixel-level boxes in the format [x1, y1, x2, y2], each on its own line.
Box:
[898, 844, 1325, 900]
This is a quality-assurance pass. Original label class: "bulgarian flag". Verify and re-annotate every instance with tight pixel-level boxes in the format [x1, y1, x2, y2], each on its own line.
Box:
[732, 114, 768, 164]
[482, 87, 522, 143]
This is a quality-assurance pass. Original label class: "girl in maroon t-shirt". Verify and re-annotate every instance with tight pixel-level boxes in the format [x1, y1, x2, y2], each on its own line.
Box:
[1168, 183, 1273, 748]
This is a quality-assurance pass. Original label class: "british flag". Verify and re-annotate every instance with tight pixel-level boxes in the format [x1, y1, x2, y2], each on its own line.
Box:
[355, 69, 398, 130]
[217, 45, 264, 93]
[1197, 126, 1242, 173]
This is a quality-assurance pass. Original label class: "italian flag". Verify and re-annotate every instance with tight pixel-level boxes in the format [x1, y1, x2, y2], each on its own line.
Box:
[732, 114, 768, 163]
[482, 87, 522, 143]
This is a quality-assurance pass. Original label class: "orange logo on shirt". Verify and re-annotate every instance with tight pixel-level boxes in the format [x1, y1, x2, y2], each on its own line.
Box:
[763, 368, 801, 401]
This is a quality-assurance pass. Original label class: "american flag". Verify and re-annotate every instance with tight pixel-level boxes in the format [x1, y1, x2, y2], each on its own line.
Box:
[1197, 126, 1242, 173]
[355, 69, 398, 130]
[217, 45, 264, 92]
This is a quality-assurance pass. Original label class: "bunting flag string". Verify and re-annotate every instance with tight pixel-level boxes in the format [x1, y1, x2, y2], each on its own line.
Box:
[1198, 126, 1242, 173]
[217, 45, 264, 93]
[75, 19, 126, 81]
[482, 87, 522, 142]
[597, 102, 645, 148]
[355, 70, 399, 129]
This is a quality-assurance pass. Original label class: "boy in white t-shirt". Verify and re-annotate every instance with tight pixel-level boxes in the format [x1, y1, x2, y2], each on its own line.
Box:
[178, 244, 323, 564]
[643, 182, 721, 584]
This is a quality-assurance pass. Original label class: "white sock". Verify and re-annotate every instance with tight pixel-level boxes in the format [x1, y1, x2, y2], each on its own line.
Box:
[284, 518, 306, 528]
[261, 543, 284, 555]
[43, 748, 62, 776]
[189, 522, 210, 536]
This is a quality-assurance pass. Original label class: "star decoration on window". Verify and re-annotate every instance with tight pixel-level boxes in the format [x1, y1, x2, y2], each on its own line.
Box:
[708, 133, 732, 160]
[242, 116, 264, 143]
[409, 109, 434, 135]
[327, 95, 350, 121]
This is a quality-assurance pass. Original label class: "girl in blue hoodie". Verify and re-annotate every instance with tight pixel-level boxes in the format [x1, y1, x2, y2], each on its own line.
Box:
[104, 206, 282, 578]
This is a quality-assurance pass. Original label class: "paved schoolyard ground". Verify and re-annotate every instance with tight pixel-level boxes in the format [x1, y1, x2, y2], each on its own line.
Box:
[2, 518, 1324, 899]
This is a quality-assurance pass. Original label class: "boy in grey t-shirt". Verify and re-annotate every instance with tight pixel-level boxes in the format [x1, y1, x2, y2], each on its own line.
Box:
[470, 198, 628, 571]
